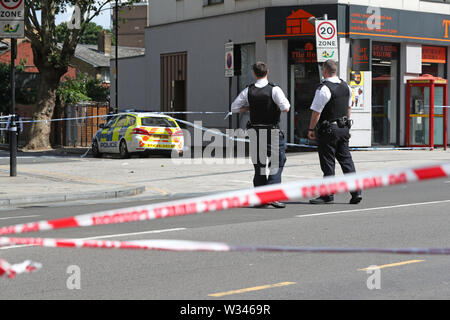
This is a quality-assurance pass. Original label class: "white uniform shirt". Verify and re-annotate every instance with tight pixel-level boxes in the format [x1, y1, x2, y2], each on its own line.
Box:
[310, 76, 353, 113]
[231, 78, 290, 113]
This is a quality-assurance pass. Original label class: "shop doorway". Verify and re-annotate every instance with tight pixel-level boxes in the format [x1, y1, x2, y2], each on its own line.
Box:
[288, 41, 321, 144]
[371, 42, 399, 145]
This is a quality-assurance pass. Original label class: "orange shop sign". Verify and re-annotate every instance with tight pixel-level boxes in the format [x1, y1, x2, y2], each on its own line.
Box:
[422, 46, 446, 64]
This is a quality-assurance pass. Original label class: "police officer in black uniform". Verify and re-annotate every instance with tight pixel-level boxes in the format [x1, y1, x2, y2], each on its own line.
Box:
[231, 62, 290, 208]
[307, 59, 362, 204]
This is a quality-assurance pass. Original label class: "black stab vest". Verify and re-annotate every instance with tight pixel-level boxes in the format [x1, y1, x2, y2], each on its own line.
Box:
[248, 83, 280, 126]
[318, 80, 350, 123]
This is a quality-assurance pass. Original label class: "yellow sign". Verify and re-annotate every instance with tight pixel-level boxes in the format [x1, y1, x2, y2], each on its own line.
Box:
[349, 70, 364, 109]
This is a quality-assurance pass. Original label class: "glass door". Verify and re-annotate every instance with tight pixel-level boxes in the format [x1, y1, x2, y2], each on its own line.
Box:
[371, 42, 399, 145]
[433, 85, 445, 146]
[409, 86, 430, 145]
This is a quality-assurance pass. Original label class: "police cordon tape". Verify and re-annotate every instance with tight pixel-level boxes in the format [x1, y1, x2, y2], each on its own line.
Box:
[0, 162, 449, 236]
[2, 237, 450, 256]
[0, 111, 229, 125]
[1, 161, 450, 278]
[0, 112, 439, 151]
[174, 118, 435, 151]
[0, 258, 42, 278]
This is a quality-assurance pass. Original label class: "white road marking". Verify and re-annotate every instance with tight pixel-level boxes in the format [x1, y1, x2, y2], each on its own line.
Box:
[0, 227, 186, 250]
[229, 180, 253, 184]
[284, 175, 312, 179]
[0, 215, 40, 221]
[296, 199, 450, 218]
[445, 181, 450, 184]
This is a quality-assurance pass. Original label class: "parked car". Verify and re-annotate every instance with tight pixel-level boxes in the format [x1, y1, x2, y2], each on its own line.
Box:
[91, 112, 184, 158]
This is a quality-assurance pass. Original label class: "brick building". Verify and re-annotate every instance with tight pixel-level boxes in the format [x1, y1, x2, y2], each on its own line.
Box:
[112, 0, 148, 48]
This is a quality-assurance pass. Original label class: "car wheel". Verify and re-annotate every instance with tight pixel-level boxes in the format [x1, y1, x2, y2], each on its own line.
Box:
[92, 140, 102, 158]
[119, 140, 130, 159]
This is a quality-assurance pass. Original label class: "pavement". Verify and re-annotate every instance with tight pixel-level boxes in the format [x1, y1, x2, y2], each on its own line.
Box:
[0, 146, 449, 207]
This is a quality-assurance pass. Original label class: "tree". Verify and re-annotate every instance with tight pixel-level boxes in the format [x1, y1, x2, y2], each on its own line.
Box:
[24, 0, 136, 150]
[56, 21, 111, 45]
[57, 73, 109, 105]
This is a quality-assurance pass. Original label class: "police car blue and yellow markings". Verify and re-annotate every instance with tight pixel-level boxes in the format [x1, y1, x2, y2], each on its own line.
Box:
[93, 113, 183, 152]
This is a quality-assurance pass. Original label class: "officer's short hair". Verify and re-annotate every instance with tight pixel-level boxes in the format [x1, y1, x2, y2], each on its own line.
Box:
[253, 62, 268, 78]
[322, 60, 337, 75]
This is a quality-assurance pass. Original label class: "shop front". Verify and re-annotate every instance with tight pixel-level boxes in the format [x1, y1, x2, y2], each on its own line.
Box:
[265, 4, 450, 147]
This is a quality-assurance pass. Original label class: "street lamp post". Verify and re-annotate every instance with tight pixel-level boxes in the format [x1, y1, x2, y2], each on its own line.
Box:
[115, 0, 119, 113]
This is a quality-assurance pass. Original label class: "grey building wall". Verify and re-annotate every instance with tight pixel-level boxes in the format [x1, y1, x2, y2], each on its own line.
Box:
[110, 55, 147, 111]
[145, 9, 270, 129]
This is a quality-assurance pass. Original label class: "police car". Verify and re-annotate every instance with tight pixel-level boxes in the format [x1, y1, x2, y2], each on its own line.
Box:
[91, 112, 184, 158]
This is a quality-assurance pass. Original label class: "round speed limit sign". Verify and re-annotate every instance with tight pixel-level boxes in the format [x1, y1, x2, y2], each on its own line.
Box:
[0, 0, 23, 10]
[315, 20, 338, 47]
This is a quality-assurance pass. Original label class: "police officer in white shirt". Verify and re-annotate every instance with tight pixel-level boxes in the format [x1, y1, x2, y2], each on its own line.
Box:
[231, 62, 290, 208]
[307, 59, 362, 205]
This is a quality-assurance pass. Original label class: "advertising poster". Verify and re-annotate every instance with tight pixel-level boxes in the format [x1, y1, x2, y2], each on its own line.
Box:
[349, 70, 364, 109]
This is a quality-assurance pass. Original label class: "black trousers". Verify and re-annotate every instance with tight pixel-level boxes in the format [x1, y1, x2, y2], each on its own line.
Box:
[317, 124, 361, 199]
[250, 128, 286, 187]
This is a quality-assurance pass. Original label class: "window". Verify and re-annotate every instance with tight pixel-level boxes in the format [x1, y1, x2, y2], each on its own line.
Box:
[203, 0, 224, 6]
[101, 69, 110, 83]
[115, 115, 129, 127]
[105, 115, 119, 128]
[141, 117, 176, 128]
[127, 116, 136, 126]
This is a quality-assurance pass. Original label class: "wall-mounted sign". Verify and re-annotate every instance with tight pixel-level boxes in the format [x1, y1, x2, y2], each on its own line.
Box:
[349, 4, 450, 46]
[0, 0, 24, 38]
[351, 39, 371, 71]
[422, 46, 446, 64]
[315, 20, 338, 62]
[289, 42, 317, 64]
[225, 41, 234, 77]
[349, 70, 364, 109]
[372, 43, 398, 60]
[265, 5, 344, 40]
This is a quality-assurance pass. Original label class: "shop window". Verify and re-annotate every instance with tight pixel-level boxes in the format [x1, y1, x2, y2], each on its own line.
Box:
[422, 46, 447, 78]
[237, 43, 256, 92]
[203, 0, 224, 5]
[288, 41, 320, 142]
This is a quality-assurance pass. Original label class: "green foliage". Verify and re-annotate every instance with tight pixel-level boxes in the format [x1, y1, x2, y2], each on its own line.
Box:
[85, 77, 109, 102]
[57, 73, 108, 104]
[56, 21, 107, 45]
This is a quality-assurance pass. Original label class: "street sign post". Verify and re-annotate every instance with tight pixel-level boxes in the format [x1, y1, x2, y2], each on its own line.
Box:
[1, 0, 24, 176]
[315, 19, 338, 62]
[225, 41, 234, 129]
[0, 0, 25, 38]
[225, 41, 234, 77]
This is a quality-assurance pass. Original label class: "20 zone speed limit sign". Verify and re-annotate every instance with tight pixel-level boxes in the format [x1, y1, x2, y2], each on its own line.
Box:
[315, 20, 337, 47]
[315, 20, 338, 62]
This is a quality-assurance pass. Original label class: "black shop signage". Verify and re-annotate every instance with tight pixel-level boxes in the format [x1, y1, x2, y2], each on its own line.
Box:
[265, 5, 345, 40]
[349, 5, 450, 46]
[351, 39, 371, 71]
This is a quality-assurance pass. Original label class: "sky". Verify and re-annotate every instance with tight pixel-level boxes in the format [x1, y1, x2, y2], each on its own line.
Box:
[55, 1, 113, 29]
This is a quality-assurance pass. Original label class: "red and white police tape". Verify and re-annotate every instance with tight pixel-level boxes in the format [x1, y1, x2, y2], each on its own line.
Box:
[1, 162, 450, 278]
[1, 237, 450, 256]
[0, 162, 449, 236]
[0, 258, 41, 278]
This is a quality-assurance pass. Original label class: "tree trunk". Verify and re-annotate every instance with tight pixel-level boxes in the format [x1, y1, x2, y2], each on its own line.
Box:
[23, 68, 60, 150]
